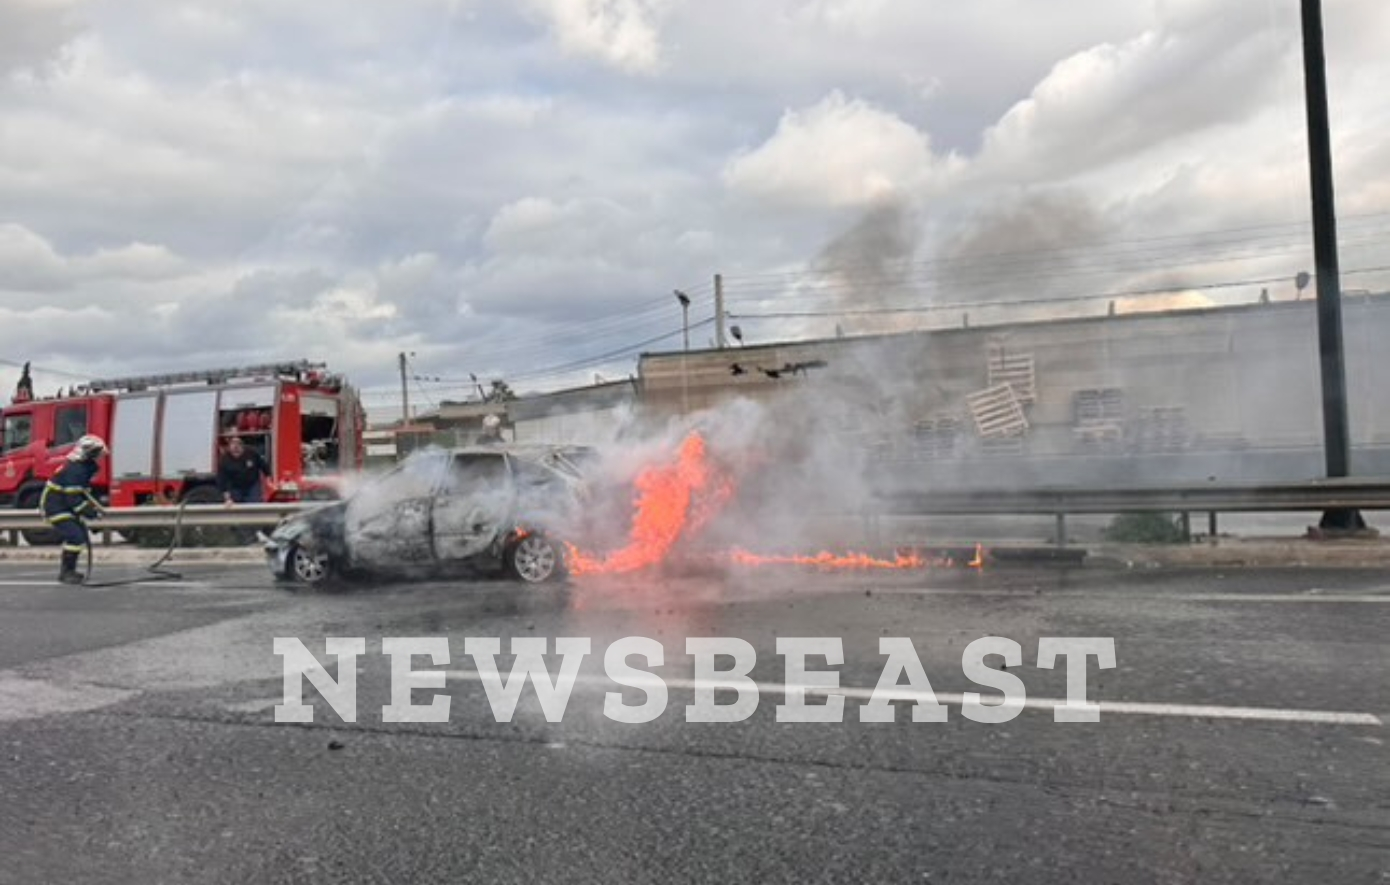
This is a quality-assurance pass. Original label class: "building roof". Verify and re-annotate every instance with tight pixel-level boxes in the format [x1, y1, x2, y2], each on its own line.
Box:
[637, 288, 1390, 366]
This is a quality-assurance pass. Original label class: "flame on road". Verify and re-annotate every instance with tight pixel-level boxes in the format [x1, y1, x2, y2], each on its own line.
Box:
[731, 549, 925, 570]
[566, 431, 986, 576]
[566, 432, 728, 576]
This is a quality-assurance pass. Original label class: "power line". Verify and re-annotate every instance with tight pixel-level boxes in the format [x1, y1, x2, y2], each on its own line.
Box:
[369, 319, 715, 400]
[726, 264, 1390, 321]
[715, 211, 1390, 285]
[719, 226, 1390, 299]
[0, 357, 88, 381]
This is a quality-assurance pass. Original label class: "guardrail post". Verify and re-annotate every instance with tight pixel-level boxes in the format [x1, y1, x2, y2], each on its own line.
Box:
[1054, 512, 1066, 548]
[1208, 511, 1218, 542]
[1180, 512, 1192, 543]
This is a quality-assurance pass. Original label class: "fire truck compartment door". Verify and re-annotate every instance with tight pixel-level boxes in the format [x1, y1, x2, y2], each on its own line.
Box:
[161, 391, 218, 475]
[219, 386, 276, 409]
[112, 395, 158, 477]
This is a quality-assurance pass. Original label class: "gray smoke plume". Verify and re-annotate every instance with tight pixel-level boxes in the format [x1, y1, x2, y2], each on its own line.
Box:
[809, 199, 921, 335]
[937, 190, 1108, 312]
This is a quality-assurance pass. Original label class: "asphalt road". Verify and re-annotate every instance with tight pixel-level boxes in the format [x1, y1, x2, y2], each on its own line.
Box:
[0, 557, 1387, 884]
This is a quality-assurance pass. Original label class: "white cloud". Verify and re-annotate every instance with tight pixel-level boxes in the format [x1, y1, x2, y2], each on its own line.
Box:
[0, 223, 189, 292]
[1, 0, 1389, 407]
[723, 91, 949, 209]
[977, 0, 1292, 181]
[521, 0, 670, 73]
[0, 0, 82, 73]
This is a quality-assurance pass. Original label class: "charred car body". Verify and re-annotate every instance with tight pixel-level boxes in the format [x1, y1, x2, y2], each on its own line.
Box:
[265, 445, 592, 587]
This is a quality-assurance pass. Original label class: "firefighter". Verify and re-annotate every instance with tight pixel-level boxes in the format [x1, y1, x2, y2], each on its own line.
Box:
[217, 436, 270, 505]
[40, 434, 106, 585]
[475, 414, 505, 446]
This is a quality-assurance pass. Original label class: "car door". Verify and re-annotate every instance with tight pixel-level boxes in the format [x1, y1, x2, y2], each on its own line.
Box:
[432, 452, 514, 562]
[343, 450, 446, 568]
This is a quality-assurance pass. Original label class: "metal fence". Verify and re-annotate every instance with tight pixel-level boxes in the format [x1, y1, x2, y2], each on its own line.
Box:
[0, 504, 313, 544]
[2, 478, 1387, 547]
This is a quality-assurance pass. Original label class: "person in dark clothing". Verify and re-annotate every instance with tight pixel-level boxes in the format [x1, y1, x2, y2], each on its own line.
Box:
[475, 414, 505, 446]
[41, 434, 106, 584]
[218, 436, 270, 505]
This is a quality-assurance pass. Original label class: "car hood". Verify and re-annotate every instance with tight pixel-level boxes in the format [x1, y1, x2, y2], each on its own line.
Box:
[270, 500, 346, 543]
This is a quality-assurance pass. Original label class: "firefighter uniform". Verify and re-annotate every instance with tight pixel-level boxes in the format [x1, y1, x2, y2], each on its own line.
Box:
[40, 437, 105, 584]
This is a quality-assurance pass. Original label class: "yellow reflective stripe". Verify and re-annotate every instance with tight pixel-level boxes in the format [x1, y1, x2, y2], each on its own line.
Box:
[61, 544, 84, 553]
[45, 483, 87, 495]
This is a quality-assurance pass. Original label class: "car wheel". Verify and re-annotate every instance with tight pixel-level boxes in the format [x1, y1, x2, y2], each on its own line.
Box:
[290, 544, 333, 587]
[506, 533, 564, 584]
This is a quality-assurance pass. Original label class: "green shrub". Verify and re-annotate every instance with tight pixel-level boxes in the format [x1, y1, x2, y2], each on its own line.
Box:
[1102, 512, 1187, 544]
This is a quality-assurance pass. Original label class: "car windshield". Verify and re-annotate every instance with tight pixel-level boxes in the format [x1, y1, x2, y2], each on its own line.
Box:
[354, 450, 445, 504]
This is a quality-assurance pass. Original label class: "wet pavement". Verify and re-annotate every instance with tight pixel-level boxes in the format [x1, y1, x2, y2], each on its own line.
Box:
[0, 560, 1387, 883]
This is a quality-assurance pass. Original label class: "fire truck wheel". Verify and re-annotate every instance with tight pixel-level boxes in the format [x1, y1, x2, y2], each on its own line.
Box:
[179, 485, 239, 547]
[17, 489, 59, 547]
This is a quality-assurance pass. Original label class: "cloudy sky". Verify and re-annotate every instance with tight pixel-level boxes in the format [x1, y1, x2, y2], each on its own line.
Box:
[2, 0, 1388, 420]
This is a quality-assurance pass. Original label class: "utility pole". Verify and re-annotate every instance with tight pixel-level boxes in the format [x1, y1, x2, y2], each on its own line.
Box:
[1300, 0, 1365, 532]
[398, 352, 410, 425]
[714, 273, 727, 349]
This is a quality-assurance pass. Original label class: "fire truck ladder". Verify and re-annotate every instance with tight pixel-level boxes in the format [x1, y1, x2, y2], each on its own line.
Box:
[80, 361, 326, 393]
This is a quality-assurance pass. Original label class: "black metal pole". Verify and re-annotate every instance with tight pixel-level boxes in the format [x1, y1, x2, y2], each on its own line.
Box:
[1300, 0, 1365, 531]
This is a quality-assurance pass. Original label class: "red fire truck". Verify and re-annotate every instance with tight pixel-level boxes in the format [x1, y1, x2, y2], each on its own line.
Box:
[0, 361, 365, 542]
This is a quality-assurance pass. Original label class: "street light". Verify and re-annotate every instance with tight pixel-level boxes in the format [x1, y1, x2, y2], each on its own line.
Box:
[674, 290, 691, 352]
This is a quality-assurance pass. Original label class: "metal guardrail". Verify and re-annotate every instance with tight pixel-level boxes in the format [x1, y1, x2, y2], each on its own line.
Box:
[874, 479, 1390, 516]
[872, 478, 1390, 546]
[0, 503, 314, 532]
[2, 479, 1386, 545]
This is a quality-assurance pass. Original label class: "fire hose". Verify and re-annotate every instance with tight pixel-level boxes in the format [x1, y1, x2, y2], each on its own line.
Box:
[81, 498, 190, 588]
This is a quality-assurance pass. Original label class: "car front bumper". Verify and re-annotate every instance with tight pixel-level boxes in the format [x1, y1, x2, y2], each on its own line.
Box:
[265, 539, 291, 579]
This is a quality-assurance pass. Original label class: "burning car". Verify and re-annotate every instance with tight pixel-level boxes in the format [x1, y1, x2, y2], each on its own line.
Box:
[265, 444, 592, 587]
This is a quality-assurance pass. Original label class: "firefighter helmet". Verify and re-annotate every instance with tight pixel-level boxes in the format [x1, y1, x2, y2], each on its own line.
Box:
[482, 414, 502, 431]
[67, 434, 107, 461]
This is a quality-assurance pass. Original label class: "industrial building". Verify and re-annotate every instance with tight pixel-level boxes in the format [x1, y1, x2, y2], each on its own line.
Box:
[637, 291, 1390, 488]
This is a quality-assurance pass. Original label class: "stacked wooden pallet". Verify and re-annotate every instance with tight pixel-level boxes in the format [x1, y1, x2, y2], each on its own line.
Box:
[987, 345, 1037, 405]
[1128, 407, 1191, 453]
[1072, 388, 1126, 452]
[912, 413, 963, 460]
[966, 384, 1029, 440]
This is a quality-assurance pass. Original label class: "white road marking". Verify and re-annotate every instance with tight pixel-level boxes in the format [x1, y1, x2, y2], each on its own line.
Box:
[0, 579, 208, 588]
[0, 673, 139, 722]
[438, 671, 1383, 726]
[867, 589, 1390, 603]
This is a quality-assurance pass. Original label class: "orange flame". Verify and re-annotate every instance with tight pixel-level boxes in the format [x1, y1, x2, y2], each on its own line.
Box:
[565, 431, 986, 577]
[566, 432, 730, 576]
[731, 549, 925, 570]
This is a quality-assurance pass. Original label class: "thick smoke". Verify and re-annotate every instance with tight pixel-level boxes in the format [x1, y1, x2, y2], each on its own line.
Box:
[936, 190, 1109, 313]
[809, 199, 921, 336]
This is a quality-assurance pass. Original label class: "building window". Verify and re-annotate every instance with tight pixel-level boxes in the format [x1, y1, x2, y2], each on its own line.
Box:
[54, 405, 88, 447]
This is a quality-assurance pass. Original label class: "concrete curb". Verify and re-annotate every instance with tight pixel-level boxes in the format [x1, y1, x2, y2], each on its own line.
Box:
[1089, 539, 1390, 570]
[0, 547, 267, 564]
[2, 539, 1386, 569]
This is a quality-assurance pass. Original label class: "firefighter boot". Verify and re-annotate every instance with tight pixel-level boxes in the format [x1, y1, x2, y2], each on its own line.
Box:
[58, 550, 85, 585]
